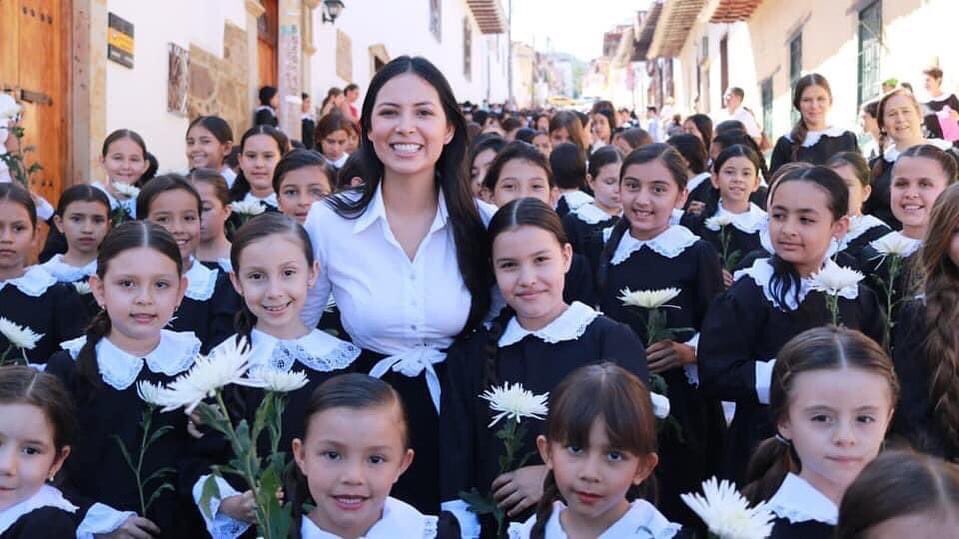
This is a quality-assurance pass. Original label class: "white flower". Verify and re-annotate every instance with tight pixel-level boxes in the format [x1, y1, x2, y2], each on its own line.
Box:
[705, 213, 734, 231]
[0, 94, 21, 121]
[618, 287, 682, 310]
[230, 200, 266, 216]
[479, 382, 549, 428]
[159, 339, 252, 413]
[240, 368, 309, 393]
[810, 264, 864, 296]
[681, 477, 775, 539]
[872, 233, 917, 257]
[113, 182, 140, 200]
[650, 392, 670, 419]
[0, 317, 43, 350]
[73, 281, 92, 295]
[136, 380, 176, 408]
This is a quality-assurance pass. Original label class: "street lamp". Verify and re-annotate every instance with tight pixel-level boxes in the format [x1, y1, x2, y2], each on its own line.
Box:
[321, 0, 344, 24]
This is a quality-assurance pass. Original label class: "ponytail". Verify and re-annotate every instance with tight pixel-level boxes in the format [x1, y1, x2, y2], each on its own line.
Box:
[596, 218, 630, 294]
[283, 460, 311, 539]
[482, 306, 513, 389]
[742, 436, 799, 504]
[76, 310, 112, 395]
[233, 303, 257, 353]
[530, 470, 562, 539]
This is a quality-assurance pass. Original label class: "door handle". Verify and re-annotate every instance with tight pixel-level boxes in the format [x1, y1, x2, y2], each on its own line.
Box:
[19, 89, 52, 106]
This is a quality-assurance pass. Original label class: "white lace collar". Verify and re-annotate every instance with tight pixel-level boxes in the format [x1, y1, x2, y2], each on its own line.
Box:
[705, 202, 767, 234]
[508, 499, 680, 539]
[239, 328, 360, 373]
[869, 230, 922, 258]
[324, 153, 349, 168]
[840, 215, 889, 249]
[759, 217, 839, 258]
[61, 330, 200, 391]
[884, 138, 953, 162]
[255, 105, 276, 115]
[40, 254, 97, 283]
[184, 258, 218, 301]
[687, 171, 712, 193]
[92, 181, 137, 216]
[216, 258, 233, 273]
[0, 265, 57, 297]
[669, 208, 684, 226]
[0, 485, 77, 534]
[611, 225, 699, 265]
[242, 190, 278, 208]
[767, 473, 838, 525]
[561, 190, 594, 211]
[733, 257, 859, 311]
[572, 203, 618, 225]
[499, 302, 600, 347]
[787, 126, 847, 148]
[300, 496, 437, 538]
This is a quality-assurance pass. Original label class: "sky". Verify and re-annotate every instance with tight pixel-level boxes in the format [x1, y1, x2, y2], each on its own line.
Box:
[510, 0, 653, 62]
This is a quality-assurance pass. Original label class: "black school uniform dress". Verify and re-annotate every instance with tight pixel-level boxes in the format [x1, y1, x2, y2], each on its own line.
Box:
[597, 225, 725, 525]
[891, 298, 959, 460]
[46, 330, 205, 538]
[507, 499, 686, 539]
[856, 231, 922, 319]
[301, 112, 316, 150]
[39, 255, 100, 317]
[226, 192, 281, 236]
[564, 254, 597, 307]
[440, 302, 650, 537]
[698, 258, 885, 483]
[561, 202, 619, 277]
[681, 202, 766, 273]
[923, 93, 959, 142]
[769, 127, 859, 178]
[194, 328, 361, 538]
[199, 257, 233, 274]
[170, 258, 240, 354]
[864, 139, 955, 229]
[765, 473, 837, 539]
[836, 215, 891, 270]
[0, 485, 79, 538]
[253, 105, 278, 128]
[683, 172, 714, 211]
[555, 190, 593, 219]
[0, 266, 86, 364]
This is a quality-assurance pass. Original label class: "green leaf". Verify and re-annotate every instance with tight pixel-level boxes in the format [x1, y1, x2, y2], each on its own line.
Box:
[197, 474, 222, 519]
[141, 466, 176, 487]
[111, 434, 136, 470]
[146, 424, 174, 448]
[144, 483, 174, 514]
[458, 488, 498, 516]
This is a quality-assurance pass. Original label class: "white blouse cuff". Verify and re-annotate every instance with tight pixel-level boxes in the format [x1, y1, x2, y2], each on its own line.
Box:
[683, 333, 700, 386]
[755, 359, 777, 405]
[441, 500, 481, 538]
[192, 474, 253, 539]
[76, 503, 137, 539]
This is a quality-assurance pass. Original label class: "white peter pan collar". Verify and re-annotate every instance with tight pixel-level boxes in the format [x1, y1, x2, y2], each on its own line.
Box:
[61, 330, 200, 390]
[300, 496, 438, 538]
[0, 485, 77, 533]
[572, 203, 618, 225]
[611, 225, 699, 265]
[869, 230, 922, 258]
[562, 190, 594, 212]
[0, 265, 57, 297]
[687, 171, 712, 193]
[499, 301, 600, 347]
[734, 257, 859, 311]
[243, 328, 360, 373]
[787, 126, 847, 148]
[508, 499, 680, 539]
[40, 254, 97, 283]
[706, 202, 767, 234]
[767, 473, 838, 525]
[184, 258, 218, 301]
[242, 190, 278, 209]
[840, 215, 889, 250]
[884, 138, 953, 162]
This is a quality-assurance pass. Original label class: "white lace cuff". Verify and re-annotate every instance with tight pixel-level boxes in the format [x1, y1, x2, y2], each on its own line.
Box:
[441, 500, 481, 538]
[192, 474, 252, 539]
[75, 503, 136, 539]
[755, 359, 777, 405]
[683, 333, 700, 386]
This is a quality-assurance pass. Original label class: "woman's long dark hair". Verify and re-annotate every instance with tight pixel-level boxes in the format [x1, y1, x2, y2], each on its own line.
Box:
[324, 55, 491, 333]
[684, 113, 713, 146]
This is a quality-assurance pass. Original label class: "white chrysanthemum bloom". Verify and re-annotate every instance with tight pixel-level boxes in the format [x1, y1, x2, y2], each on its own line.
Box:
[681, 477, 774, 539]
[479, 382, 549, 428]
[230, 200, 266, 216]
[113, 182, 141, 200]
[650, 392, 670, 419]
[0, 94, 21, 121]
[160, 339, 253, 413]
[136, 380, 176, 408]
[73, 281, 92, 295]
[0, 317, 43, 350]
[810, 265, 864, 296]
[705, 213, 734, 231]
[872, 233, 916, 257]
[240, 368, 309, 393]
[618, 287, 682, 310]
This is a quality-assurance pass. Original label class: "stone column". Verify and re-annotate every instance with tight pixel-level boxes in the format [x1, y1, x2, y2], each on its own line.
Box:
[277, 0, 303, 137]
[71, 0, 108, 186]
[245, 0, 265, 133]
[302, 0, 319, 101]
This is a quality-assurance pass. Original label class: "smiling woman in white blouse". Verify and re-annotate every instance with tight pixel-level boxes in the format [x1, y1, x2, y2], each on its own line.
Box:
[301, 56, 492, 514]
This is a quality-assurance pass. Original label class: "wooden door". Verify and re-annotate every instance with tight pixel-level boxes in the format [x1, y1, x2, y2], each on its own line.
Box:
[257, 0, 278, 89]
[0, 0, 66, 205]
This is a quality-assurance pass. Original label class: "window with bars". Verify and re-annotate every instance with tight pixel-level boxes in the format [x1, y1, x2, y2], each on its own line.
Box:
[762, 78, 774, 138]
[859, 1, 882, 106]
[789, 33, 802, 124]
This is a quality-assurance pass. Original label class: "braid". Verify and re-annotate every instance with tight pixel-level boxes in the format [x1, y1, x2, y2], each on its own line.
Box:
[742, 437, 798, 504]
[768, 254, 802, 310]
[596, 218, 630, 294]
[283, 460, 311, 539]
[870, 133, 889, 180]
[922, 275, 959, 451]
[789, 120, 809, 162]
[233, 302, 257, 353]
[482, 307, 514, 389]
[76, 310, 112, 395]
[530, 470, 561, 539]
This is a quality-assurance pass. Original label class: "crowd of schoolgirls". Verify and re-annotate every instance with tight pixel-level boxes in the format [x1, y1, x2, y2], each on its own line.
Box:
[0, 58, 957, 538]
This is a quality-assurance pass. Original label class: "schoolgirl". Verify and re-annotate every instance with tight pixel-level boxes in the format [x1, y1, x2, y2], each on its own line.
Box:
[548, 111, 588, 156]
[441, 198, 649, 538]
[590, 101, 616, 149]
[769, 74, 859, 177]
[45, 221, 205, 537]
[41, 185, 110, 284]
[468, 134, 507, 199]
[188, 168, 234, 272]
[301, 92, 316, 150]
[682, 114, 713, 147]
[611, 128, 652, 156]
[315, 112, 353, 169]
[273, 148, 336, 224]
[253, 85, 278, 127]
[531, 130, 552, 157]
[696, 129, 769, 214]
[825, 152, 890, 264]
[228, 125, 290, 211]
[0, 184, 86, 363]
[93, 129, 149, 221]
[698, 165, 885, 484]
[667, 134, 712, 215]
[561, 146, 622, 275]
[137, 174, 240, 352]
[549, 142, 593, 218]
[508, 363, 684, 539]
[595, 143, 725, 524]
[186, 115, 236, 187]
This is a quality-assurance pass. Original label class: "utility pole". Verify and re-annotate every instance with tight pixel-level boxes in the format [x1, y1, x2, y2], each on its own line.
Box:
[507, 0, 514, 106]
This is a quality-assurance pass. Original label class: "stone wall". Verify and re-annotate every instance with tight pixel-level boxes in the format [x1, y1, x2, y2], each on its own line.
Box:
[188, 22, 250, 139]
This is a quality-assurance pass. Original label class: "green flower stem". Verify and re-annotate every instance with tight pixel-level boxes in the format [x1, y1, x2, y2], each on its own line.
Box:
[826, 294, 840, 326]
